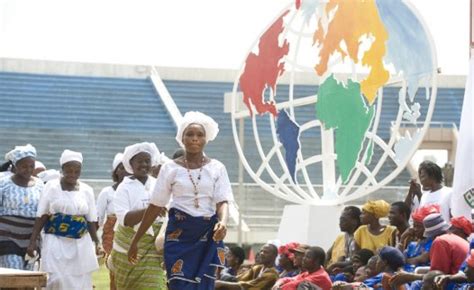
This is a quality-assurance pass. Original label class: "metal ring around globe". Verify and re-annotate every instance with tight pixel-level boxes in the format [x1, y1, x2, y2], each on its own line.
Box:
[268, 115, 333, 200]
[255, 119, 325, 179]
[233, 94, 317, 119]
[277, 155, 325, 187]
[230, 92, 307, 204]
[231, 96, 311, 203]
[251, 109, 312, 200]
[230, 110, 301, 204]
[368, 133, 397, 160]
[231, 1, 438, 205]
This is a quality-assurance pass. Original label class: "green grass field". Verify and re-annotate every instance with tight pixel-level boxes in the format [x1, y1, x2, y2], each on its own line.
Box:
[92, 264, 111, 290]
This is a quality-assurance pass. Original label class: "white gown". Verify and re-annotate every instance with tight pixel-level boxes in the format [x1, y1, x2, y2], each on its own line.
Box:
[36, 179, 99, 290]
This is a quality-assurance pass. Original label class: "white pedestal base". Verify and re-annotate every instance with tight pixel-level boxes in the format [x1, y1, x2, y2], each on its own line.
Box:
[277, 204, 344, 251]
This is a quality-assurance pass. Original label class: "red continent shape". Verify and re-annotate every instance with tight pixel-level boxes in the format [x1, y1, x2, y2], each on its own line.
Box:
[239, 10, 290, 117]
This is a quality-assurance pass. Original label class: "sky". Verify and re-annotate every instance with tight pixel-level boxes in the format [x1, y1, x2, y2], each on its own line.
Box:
[0, 0, 469, 75]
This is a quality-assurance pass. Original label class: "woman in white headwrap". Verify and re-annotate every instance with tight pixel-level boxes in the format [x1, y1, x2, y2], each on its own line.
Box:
[128, 111, 234, 290]
[0, 144, 44, 269]
[109, 142, 167, 289]
[96, 153, 128, 290]
[27, 150, 100, 290]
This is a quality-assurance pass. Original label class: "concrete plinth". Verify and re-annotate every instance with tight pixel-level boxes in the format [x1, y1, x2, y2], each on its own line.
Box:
[277, 204, 344, 251]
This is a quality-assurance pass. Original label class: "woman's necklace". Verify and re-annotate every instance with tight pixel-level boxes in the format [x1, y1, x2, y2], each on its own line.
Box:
[184, 157, 204, 208]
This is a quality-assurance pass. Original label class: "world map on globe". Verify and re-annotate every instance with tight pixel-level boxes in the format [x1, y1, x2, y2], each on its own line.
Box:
[230, 0, 437, 204]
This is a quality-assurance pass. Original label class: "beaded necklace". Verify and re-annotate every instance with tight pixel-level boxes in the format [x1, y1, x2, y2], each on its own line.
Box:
[184, 157, 205, 208]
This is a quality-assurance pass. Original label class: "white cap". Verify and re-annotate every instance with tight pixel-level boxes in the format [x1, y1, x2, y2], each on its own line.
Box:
[5, 144, 37, 165]
[59, 150, 83, 166]
[37, 169, 61, 183]
[175, 111, 219, 148]
[122, 142, 160, 174]
[112, 153, 124, 172]
[153, 152, 171, 167]
[35, 161, 46, 170]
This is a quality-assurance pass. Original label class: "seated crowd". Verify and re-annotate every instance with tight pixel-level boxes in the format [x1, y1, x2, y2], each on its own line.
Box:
[212, 202, 473, 289]
[1, 139, 473, 290]
[210, 160, 474, 289]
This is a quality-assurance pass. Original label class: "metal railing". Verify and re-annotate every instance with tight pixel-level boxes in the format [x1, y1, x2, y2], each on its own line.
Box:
[392, 121, 458, 130]
[149, 66, 183, 126]
[83, 179, 410, 232]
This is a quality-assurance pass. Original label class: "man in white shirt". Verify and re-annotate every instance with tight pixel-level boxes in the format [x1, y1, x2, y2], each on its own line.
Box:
[405, 160, 452, 222]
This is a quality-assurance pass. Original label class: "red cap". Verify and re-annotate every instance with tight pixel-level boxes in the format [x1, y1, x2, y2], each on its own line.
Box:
[451, 216, 474, 236]
[412, 204, 440, 223]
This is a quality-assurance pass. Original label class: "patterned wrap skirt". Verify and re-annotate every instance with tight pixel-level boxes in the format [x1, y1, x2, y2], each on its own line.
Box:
[165, 208, 226, 290]
[110, 223, 166, 290]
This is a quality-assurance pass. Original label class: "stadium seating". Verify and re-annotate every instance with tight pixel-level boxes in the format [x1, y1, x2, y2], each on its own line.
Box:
[0, 71, 464, 231]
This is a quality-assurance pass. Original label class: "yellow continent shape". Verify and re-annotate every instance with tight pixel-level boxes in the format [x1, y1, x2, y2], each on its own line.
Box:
[314, 0, 389, 104]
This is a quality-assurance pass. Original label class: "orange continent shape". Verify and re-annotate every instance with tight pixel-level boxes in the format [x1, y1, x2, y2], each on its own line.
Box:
[314, 0, 389, 104]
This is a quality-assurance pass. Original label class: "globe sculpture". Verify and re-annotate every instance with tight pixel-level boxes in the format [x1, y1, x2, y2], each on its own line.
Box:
[230, 0, 437, 205]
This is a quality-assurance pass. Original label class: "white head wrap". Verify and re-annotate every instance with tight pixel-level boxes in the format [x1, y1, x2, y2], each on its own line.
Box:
[37, 169, 61, 183]
[5, 144, 37, 165]
[122, 142, 160, 174]
[60, 150, 83, 166]
[153, 152, 171, 167]
[35, 161, 46, 170]
[175, 111, 219, 148]
[112, 153, 124, 172]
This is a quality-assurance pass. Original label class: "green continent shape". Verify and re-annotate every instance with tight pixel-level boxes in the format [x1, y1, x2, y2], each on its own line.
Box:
[316, 75, 375, 183]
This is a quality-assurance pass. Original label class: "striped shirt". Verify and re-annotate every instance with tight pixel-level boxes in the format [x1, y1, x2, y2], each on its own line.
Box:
[0, 177, 43, 258]
[0, 215, 36, 256]
[0, 176, 44, 218]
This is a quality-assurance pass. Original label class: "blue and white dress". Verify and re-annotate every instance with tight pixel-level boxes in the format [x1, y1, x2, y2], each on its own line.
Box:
[0, 176, 43, 269]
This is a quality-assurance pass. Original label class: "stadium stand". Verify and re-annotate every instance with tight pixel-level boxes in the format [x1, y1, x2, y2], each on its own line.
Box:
[0, 64, 465, 239]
